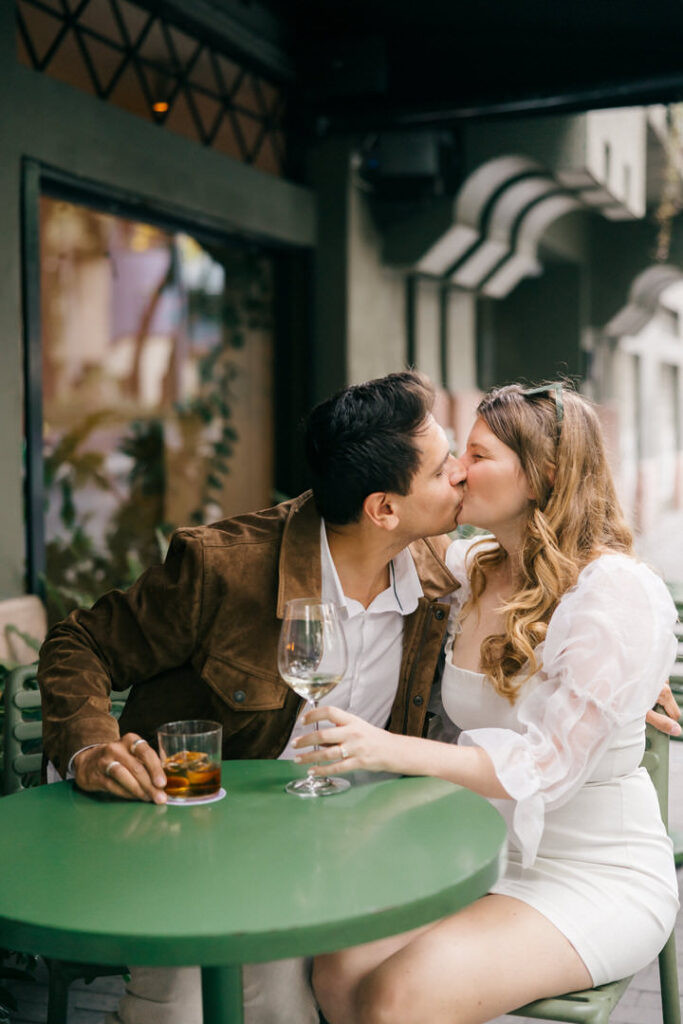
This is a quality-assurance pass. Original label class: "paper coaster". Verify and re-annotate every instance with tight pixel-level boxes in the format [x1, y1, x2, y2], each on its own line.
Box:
[165, 787, 227, 807]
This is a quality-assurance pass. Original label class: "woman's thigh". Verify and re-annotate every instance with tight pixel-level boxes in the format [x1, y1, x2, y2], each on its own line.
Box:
[313, 922, 434, 1022]
[356, 894, 593, 1024]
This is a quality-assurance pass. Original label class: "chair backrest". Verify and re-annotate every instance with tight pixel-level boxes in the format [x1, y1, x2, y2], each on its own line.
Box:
[2, 663, 130, 796]
[642, 715, 670, 828]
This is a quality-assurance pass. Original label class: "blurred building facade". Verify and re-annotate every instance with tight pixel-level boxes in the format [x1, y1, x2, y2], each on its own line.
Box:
[2, 0, 683, 604]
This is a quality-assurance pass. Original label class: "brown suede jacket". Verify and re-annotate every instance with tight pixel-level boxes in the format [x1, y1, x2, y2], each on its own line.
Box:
[38, 492, 458, 778]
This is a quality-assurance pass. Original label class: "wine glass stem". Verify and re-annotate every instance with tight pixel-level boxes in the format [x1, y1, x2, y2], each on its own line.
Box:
[307, 699, 320, 780]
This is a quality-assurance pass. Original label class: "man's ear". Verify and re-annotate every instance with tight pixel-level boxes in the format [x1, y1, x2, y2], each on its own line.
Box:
[363, 492, 400, 531]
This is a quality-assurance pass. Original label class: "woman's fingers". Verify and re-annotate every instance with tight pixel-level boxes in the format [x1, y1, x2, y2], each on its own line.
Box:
[301, 705, 351, 727]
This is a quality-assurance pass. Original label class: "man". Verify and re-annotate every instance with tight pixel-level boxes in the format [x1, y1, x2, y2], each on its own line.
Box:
[38, 370, 466, 1023]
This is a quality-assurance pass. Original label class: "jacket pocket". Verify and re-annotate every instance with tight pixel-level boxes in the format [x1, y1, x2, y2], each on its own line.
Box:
[201, 654, 289, 711]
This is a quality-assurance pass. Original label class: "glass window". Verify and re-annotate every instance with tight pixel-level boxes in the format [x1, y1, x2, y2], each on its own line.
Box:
[39, 196, 274, 618]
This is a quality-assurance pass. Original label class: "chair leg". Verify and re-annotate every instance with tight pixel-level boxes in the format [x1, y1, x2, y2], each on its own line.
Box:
[46, 962, 71, 1024]
[658, 932, 681, 1024]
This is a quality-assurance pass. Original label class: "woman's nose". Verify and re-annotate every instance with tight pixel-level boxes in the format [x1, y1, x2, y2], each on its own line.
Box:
[448, 456, 467, 486]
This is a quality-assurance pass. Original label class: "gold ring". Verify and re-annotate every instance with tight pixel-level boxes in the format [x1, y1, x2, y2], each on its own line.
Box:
[131, 738, 147, 754]
[104, 759, 121, 778]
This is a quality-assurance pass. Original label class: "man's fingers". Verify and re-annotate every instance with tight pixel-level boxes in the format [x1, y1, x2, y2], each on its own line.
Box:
[646, 707, 682, 737]
[128, 737, 167, 789]
[101, 756, 166, 803]
[74, 737, 167, 803]
[657, 684, 681, 722]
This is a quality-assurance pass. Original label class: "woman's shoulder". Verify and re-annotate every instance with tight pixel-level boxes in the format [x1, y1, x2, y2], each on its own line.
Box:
[575, 551, 672, 603]
[548, 551, 677, 642]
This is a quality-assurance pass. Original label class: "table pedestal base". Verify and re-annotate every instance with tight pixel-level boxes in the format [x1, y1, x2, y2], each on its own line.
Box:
[201, 965, 243, 1023]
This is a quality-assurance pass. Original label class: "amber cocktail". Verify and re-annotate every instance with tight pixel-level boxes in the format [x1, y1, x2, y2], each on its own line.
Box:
[157, 720, 222, 803]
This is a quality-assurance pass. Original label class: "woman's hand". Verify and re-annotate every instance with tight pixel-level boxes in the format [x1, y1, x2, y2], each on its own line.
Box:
[292, 706, 403, 775]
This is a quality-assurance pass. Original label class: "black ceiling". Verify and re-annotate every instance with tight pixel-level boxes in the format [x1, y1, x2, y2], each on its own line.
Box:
[267, 0, 683, 130]
[150, 0, 683, 132]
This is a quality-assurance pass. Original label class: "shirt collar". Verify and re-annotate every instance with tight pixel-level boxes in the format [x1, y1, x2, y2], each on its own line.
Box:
[320, 520, 423, 618]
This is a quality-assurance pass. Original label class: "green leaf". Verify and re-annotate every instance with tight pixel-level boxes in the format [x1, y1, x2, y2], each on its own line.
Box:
[60, 479, 76, 529]
[4, 625, 41, 653]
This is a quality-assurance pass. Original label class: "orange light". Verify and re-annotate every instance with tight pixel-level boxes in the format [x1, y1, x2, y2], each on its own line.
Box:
[153, 101, 169, 113]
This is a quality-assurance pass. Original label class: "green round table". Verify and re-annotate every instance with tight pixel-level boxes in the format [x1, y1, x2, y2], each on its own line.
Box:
[0, 760, 506, 1023]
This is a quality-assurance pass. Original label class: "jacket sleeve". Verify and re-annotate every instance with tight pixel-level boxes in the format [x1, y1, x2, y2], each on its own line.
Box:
[459, 557, 677, 867]
[38, 530, 205, 777]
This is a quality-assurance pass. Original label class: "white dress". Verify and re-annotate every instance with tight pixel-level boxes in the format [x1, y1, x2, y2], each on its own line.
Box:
[441, 539, 680, 987]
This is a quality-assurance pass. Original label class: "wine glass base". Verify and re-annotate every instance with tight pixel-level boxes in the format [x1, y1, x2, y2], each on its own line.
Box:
[285, 776, 351, 798]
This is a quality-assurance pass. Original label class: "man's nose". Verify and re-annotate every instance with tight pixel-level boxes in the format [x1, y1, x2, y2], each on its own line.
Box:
[448, 455, 467, 486]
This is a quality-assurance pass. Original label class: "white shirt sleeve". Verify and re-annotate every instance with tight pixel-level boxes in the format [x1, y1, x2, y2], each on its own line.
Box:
[458, 556, 678, 867]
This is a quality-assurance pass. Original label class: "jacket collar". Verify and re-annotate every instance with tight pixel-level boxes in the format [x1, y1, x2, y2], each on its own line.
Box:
[276, 491, 459, 617]
[277, 492, 323, 616]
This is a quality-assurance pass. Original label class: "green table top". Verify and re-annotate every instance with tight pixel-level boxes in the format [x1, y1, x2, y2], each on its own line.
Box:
[0, 760, 506, 967]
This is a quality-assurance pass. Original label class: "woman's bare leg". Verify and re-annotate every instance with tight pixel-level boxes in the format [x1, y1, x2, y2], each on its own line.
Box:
[316, 895, 593, 1024]
[313, 923, 433, 1024]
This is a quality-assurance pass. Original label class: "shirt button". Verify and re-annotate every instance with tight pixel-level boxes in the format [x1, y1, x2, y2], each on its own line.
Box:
[413, 695, 424, 707]
[434, 608, 445, 620]
[233, 690, 246, 703]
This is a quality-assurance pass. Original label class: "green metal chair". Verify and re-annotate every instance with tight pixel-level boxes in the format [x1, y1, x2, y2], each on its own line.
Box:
[511, 719, 681, 1024]
[2, 662, 130, 1023]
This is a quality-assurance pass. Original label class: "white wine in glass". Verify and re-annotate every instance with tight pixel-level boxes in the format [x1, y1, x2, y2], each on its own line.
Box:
[278, 598, 350, 797]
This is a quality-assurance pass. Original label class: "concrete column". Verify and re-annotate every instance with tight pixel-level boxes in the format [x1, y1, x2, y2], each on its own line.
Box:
[634, 354, 659, 534]
[675, 365, 683, 510]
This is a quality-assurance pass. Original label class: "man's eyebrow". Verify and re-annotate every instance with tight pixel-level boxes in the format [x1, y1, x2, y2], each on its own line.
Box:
[433, 449, 451, 472]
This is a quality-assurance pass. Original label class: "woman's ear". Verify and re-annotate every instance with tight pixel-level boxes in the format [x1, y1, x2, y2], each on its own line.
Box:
[363, 492, 400, 531]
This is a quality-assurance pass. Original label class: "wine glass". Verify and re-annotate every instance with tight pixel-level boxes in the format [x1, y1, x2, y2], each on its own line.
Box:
[278, 598, 350, 797]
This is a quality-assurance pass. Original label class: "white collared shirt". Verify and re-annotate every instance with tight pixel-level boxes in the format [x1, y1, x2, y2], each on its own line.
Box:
[278, 521, 423, 760]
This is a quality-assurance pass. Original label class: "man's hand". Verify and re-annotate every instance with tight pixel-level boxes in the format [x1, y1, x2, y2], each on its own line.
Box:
[72, 734, 168, 803]
[646, 684, 682, 737]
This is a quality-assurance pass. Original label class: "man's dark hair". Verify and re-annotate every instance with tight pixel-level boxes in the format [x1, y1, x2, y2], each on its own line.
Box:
[304, 371, 435, 525]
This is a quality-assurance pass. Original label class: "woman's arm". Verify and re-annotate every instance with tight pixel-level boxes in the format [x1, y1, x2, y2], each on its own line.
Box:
[293, 705, 510, 799]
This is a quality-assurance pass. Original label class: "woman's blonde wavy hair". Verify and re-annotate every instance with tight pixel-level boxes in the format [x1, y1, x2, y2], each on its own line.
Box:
[463, 382, 634, 702]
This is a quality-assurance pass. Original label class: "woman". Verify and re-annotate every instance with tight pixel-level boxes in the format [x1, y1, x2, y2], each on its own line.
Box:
[293, 382, 680, 1024]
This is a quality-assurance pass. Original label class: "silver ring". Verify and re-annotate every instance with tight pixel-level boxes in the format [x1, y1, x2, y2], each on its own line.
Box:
[339, 745, 349, 760]
[104, 759, 121, 778]
[130, 738, 147, 754]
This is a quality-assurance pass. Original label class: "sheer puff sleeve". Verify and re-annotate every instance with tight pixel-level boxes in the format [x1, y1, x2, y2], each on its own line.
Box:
[458, 555, 678, 867]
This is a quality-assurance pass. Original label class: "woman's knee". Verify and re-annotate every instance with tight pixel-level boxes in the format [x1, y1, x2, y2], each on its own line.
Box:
[355, 971, 408, 1024]
[312, 954, 357, 1023]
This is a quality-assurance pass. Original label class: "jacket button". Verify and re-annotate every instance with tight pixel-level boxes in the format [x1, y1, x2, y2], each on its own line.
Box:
[233, 690, 246, 703]
[434, 608, 445, 620]
[413, 695, 424, 707]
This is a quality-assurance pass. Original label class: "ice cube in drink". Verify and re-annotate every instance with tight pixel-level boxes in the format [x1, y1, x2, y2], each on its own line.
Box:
[163, 749, 221, 799]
